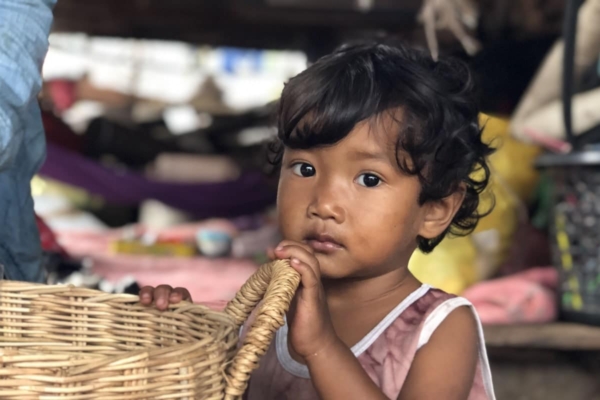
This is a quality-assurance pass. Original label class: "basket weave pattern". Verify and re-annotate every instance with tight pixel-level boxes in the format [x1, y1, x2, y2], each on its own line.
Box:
[549, 166, 600, 316]
[0, 260, 299, 400]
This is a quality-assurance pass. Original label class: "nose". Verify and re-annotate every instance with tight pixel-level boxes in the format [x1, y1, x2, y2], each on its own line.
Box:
[307, 181, 346, 223]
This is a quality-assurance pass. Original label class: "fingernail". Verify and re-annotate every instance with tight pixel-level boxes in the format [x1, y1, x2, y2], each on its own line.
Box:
[157, 299, 165, 307]
[292, 258, 300, 265]
[276, 246, 283, 251]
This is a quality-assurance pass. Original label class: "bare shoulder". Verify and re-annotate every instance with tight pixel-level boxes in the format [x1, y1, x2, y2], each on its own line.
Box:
[421, 304, 479, 366]
[398, 305, 479, 400]
[432, 305, 478, 344]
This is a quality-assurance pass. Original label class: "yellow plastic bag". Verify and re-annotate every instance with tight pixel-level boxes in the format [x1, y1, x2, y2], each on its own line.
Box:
[409, 114, 541, 294]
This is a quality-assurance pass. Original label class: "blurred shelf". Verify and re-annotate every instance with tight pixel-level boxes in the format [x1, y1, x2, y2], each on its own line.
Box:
[484, 323, 600, 351]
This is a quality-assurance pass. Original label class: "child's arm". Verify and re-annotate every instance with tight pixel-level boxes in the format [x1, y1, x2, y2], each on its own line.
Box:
[305, 337, 389, 400]
[274, 242, 478, 400]
[397, 306, 478, 400]
[304, 306, 478, 400]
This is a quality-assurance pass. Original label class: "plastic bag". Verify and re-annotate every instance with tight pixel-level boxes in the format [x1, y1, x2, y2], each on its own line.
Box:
[409, 114, 541, 294]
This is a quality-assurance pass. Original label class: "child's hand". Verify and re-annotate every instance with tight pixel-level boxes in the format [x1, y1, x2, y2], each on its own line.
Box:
[139, 285, 192, 311]
[270, 241, 339, 360]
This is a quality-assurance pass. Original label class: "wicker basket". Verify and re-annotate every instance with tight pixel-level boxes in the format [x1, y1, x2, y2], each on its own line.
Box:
[0, 260, 300, 400]
[538, 152, 600, 325]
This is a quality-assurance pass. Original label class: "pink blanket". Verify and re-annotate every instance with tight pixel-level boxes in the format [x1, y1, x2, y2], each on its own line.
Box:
[90, 254, 257, 304]
[463, 267, 558, 324]
[56, 221, 258, 304]
[57, 220, 239, 257]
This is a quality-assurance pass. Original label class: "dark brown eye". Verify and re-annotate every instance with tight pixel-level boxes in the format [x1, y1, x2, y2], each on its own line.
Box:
[293, 163, 316, 177]
[357, 173, 381, 187]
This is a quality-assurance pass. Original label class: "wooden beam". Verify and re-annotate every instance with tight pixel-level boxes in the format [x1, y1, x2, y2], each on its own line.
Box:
[484, 323, 600, 351]
[51, 0, 420, 50]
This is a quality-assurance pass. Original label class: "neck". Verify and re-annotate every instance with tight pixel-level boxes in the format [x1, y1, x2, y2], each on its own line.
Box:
[323, 266, 420, 310]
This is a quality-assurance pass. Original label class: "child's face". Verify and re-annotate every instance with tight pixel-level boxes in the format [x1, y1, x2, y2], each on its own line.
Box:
[277, 115, 447, 280]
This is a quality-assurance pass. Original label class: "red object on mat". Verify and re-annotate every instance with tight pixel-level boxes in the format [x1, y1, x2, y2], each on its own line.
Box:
[36, 214, 68, 257]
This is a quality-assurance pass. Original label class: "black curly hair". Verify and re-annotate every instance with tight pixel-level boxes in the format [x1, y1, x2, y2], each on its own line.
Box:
[268, 40, 494, 253]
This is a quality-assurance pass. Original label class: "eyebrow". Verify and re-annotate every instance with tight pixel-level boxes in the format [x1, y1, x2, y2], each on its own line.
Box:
[348, 149, 390, 162]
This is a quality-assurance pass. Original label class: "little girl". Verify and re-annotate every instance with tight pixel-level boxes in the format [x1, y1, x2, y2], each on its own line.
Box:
[141, 40, 496, 400]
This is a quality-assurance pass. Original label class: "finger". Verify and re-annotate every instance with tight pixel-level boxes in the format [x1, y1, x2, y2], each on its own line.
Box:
[275, 240, 313, 254]
[153, 285, 174, 310]
[139, 286, 155, 305]
[274, 245, 320, 279]
[288, 292, 299, 321]
[274, 241, 315, 260]
[169, 287, 192, 303]
[266, 247, 276, 261]
[290, 258, 321, 293]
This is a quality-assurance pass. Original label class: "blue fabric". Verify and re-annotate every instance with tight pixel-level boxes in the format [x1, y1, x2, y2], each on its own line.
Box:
[0, 0, 56, 281]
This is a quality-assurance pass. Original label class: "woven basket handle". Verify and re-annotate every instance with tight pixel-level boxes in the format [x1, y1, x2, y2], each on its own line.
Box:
[223, 260, 300, 399]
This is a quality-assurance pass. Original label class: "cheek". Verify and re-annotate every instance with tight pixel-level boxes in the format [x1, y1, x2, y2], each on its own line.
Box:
[277, 177, 306, 237]
[349, 196, 421, 260]
[354, 210, 405, 250]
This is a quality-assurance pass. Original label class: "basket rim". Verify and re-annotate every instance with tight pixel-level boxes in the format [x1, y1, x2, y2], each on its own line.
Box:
[0, 280, 239, 333]
[536, 149, 600, 168]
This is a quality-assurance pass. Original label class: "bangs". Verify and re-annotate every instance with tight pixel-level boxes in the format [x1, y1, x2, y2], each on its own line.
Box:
[277, 46, 405, 150]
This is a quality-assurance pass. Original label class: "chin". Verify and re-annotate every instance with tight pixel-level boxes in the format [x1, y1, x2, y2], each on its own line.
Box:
[319, 270, 347, 281]
[315, 256, 356, 280]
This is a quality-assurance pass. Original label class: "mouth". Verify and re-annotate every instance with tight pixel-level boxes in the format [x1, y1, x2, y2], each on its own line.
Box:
[304, 233, 344, 254]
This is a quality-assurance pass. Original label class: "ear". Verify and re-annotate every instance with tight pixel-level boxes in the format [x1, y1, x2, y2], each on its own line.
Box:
[418, 186, 466, 240]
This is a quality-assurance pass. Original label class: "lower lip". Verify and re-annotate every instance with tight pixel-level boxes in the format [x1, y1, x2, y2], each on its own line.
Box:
[307, 240, 343, 254]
